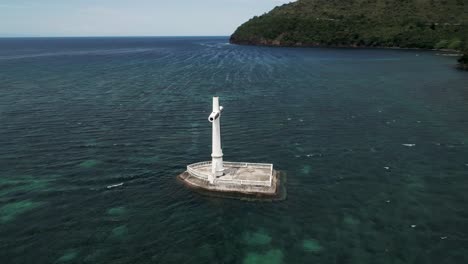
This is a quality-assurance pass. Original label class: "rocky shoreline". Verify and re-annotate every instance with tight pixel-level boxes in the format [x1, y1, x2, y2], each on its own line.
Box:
[230, 37, 467, 70]
[230, 37, 458, 51]
[459, 54, 468, 70]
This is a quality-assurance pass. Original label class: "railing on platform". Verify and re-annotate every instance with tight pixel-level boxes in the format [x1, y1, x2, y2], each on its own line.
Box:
[215, 178, 271, 187]
[186, 161, 210, 180]
[186, 161, 274, 187]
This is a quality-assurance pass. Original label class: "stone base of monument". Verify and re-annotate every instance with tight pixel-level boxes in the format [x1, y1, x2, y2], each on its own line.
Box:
[177, 161, 284, 200]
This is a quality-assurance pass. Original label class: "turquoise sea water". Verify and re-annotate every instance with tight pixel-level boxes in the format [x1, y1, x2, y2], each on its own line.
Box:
[0, 37, 468, 263]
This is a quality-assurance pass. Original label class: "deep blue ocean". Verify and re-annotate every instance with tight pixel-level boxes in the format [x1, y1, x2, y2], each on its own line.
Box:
[1, 37, 468, 264]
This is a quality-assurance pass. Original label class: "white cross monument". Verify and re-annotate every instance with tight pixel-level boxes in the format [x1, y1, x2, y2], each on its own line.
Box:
[182, 96, 276, 197]
[208, 96, 224, 183]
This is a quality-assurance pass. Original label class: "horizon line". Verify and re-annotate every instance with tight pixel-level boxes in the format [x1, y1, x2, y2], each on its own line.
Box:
[0, 35, 231, 39]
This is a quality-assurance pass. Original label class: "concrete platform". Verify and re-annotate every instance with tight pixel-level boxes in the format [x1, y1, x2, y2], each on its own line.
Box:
[178, 161, 281, 198]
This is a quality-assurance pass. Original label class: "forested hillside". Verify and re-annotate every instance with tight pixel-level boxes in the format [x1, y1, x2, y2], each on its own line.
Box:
[230, 0, 468, 68]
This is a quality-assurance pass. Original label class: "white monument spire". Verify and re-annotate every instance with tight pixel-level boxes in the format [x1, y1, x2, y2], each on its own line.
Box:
[180, 96, 277, 197]
[208, 96, 224, 183]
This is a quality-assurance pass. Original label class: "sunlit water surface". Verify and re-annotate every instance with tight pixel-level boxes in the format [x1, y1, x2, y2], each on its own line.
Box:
[1, 37, 468, 264]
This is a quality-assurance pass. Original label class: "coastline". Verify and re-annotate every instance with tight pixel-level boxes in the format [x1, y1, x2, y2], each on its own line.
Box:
[229, 39, 461, 53]
[230, 39, 466, 70]
[458, 54, 468, 70]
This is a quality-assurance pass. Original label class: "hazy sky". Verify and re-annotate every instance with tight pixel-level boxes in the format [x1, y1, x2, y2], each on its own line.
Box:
[0, 0, 294, 37]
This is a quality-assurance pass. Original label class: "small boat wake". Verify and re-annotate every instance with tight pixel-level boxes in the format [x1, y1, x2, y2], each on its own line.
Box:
[107, 183, 124, 189]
